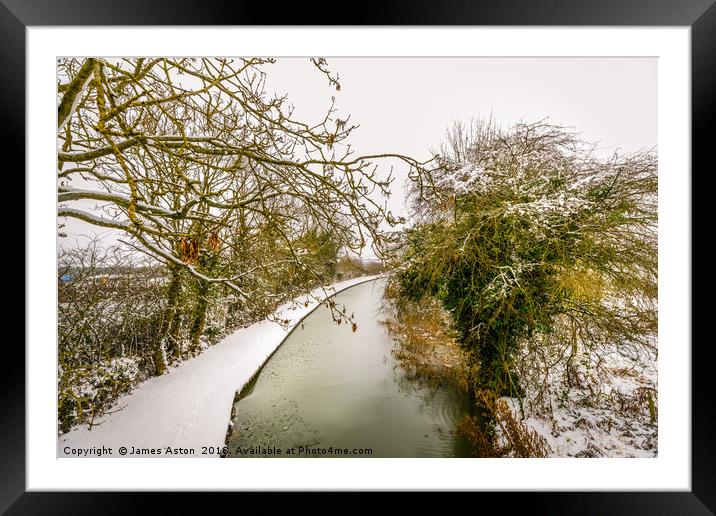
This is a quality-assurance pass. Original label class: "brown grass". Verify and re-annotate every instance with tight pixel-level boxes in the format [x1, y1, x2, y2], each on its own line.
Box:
[459, 389, 549, 458]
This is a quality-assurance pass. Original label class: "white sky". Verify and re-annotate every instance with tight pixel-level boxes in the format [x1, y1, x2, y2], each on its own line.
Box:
[61, 57, 657, 255]
[265, 57, 656, 217]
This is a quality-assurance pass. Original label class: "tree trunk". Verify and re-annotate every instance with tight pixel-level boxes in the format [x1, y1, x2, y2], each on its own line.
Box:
[154, 341, 167, 376]
[189, 280, 210, 354]
[161, 264, 184, 360]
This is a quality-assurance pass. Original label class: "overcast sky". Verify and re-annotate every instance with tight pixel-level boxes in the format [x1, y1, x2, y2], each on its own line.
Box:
[61, 57, 657, 254]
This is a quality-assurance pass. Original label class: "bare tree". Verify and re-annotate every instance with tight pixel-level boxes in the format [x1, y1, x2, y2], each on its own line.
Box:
[57, 57, 426, 297]
[57, 57, 429, 373]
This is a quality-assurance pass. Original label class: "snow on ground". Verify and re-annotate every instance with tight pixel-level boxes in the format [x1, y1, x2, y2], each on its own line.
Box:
[503, 345, 658, 458]
[58, 275, 379, 458]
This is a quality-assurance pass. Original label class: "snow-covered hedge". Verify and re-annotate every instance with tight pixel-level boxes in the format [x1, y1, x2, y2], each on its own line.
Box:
[392, 119, 657, 456]
[58, 357, 140, 433]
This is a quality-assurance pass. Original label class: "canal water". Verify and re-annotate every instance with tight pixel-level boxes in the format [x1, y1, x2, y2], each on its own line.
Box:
[227, 278, 479, 457]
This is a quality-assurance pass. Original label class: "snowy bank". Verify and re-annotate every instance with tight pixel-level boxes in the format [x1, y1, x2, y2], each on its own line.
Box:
[58, 275, 379, 458]
[503, 346, 658, 458]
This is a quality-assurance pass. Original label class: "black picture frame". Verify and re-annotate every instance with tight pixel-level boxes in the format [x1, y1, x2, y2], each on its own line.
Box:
[5, 0, 711, 513]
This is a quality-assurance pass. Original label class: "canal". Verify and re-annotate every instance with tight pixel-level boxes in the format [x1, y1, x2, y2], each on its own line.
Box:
[227, 278, 478, 457]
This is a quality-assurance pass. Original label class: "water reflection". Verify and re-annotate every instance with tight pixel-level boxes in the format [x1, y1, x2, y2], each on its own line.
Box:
[227, 278, 479, 457]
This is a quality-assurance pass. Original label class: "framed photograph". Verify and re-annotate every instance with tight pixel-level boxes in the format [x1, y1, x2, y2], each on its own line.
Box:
[8, 0, 711, 512]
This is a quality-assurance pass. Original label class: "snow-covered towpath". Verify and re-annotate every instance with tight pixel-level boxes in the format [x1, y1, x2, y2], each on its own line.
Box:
[58, 275, 379, 457]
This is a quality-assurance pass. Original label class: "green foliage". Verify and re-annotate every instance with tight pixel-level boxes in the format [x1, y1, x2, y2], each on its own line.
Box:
[293, 227, 341, 284]
[394, 120, 657, 397]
